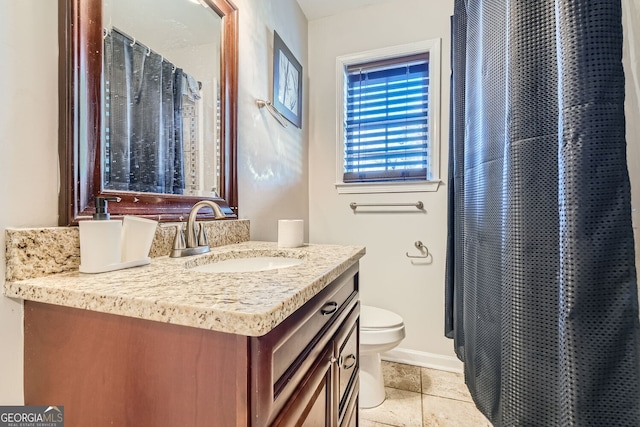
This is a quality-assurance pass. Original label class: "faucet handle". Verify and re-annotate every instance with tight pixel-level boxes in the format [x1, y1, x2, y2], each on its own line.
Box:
[173, 223, 186, 250]
[197, 223, 209, 246]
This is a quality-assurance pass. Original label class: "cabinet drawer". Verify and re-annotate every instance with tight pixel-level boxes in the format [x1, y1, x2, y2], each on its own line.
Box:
[272, 266, 358, 391]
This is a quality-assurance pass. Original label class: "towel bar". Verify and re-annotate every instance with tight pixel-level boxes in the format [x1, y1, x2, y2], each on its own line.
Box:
[349, 201, 424, 211]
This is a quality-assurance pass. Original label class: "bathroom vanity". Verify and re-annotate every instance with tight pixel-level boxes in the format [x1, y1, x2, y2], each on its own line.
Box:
[5, 240, 364, 426]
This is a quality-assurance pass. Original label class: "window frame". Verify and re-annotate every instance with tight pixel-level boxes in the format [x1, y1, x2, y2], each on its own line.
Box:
[335, 39, 442, 194]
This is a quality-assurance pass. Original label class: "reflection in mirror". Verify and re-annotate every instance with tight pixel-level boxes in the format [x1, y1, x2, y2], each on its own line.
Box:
[103, 0, 221, 197]
[58, 0, 238, 225]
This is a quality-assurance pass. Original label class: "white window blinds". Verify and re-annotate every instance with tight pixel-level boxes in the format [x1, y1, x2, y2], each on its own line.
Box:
[344, 53, 429, 183]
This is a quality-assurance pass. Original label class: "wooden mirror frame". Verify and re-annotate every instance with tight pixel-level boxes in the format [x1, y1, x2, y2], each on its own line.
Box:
[58, 0, 238, 225]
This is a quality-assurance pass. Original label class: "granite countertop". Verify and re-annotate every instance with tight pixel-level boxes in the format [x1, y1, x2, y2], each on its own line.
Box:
[4, 241, 365, 336]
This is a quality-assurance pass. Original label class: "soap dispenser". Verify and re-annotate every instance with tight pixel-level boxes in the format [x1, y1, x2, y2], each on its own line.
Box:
[79, 196, 123, 273]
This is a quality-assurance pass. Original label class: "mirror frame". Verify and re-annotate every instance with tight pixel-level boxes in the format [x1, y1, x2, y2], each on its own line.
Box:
[58, 0, 238, 225]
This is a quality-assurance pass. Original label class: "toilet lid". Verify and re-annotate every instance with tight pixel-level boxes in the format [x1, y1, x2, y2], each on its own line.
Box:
[360, 305, 404, 329]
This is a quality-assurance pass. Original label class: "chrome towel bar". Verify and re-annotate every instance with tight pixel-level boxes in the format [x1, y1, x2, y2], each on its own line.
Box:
[349, 201, 424, 211]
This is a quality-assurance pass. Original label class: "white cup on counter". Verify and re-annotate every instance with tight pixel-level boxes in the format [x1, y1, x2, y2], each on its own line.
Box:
[121, 216, 158, 262]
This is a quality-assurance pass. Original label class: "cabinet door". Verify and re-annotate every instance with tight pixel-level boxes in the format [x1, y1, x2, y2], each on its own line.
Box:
[337, 318, 358, 413]
[272, 344, 335, 427]
[334, 304, 360, 424]
[341, 397, 358, 427]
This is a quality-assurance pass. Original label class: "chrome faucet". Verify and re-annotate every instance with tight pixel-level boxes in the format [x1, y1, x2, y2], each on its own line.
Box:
[170, 200, 226, 258]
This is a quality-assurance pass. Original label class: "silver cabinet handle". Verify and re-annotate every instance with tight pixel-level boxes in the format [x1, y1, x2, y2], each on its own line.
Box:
[340, 354, 357, 370]
[320, 301, 338, 316]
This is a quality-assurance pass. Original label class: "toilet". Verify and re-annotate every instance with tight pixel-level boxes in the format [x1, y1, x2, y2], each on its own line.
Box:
[359, 305, 406, 408]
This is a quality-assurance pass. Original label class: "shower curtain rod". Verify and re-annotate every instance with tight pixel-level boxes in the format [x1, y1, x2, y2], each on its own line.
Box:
[104, 27, 168, 65]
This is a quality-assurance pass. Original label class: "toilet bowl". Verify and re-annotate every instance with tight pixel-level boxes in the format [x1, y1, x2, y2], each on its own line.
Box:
[359, 305, 405, 408]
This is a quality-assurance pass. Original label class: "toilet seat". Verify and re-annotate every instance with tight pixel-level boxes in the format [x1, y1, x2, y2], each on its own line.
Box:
[360, 305, 403, 330]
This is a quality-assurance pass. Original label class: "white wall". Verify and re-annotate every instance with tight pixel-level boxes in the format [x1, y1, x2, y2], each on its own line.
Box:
[235, 0, 309, 242]
[0, 0, 59, 403]
[0, 0, 308, 403]
[308, 0, 458, 368]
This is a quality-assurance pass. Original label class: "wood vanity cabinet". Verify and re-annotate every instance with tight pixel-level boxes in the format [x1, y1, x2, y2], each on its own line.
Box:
[270, 296, 359, 426]
[23, 263, 360, 426]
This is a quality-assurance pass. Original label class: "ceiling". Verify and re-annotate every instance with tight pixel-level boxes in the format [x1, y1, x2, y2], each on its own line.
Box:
[295, 0, 400, 21]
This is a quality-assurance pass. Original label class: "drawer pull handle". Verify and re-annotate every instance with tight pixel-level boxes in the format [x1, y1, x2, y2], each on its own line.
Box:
[320, 301, 338, 315]
[341, 354, 357, 370]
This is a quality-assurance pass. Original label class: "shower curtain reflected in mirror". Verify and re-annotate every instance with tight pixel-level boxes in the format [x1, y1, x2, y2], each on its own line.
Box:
[445, 1, 640, 425]
[103, 29, 188, 194]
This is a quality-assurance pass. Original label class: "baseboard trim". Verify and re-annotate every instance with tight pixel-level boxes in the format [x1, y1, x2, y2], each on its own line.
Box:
[381, 347, 463, 373]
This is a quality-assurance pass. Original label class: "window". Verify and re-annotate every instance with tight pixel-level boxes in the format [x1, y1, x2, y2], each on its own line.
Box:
[336, 39, 441, 193]
[344, 54, 429, 182]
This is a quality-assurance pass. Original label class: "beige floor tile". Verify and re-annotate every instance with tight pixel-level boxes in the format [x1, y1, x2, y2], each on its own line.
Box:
[422, 395, 491, 427]
[421, 368, 472, 402]
[382, 361, 422, 393]
[360, 387, 423, 427]
[359, 419, 398, 427]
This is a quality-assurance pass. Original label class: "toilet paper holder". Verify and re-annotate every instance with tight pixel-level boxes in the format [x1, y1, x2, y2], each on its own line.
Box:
[406, 241, 429, 259]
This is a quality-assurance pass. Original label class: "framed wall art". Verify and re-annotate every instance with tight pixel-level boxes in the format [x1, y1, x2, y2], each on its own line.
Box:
[272, 31, 303, 128]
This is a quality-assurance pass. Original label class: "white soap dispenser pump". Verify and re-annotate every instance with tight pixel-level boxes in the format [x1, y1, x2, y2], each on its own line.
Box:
[79, 196, 123, 273]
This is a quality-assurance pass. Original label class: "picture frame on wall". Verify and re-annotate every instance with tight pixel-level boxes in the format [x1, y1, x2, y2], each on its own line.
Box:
[272, 31, 303, 128]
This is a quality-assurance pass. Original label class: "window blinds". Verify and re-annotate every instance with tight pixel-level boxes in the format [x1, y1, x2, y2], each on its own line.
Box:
[344, 53, 429, 183]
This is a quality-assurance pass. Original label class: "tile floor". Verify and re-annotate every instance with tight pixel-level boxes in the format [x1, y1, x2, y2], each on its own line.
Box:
[359, 362, 492, 427]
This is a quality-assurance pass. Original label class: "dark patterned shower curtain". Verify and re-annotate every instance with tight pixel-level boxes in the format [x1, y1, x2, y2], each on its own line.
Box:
[103, 29, 185, 194]
[445, 1, 640, 425]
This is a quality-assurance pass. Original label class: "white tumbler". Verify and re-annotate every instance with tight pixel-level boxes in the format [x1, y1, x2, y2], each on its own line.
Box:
[121, 216, 158, 262]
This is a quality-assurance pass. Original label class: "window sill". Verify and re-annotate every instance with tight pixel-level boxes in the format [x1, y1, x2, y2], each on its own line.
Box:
[335, 180, 442, 194]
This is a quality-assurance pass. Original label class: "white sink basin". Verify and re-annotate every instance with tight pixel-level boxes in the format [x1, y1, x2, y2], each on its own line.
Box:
[189, 256, 304, 273]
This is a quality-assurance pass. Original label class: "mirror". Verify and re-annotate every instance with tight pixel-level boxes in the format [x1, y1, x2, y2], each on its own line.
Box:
[58, 0, 238, 225]
[103, 0, 222, 197]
